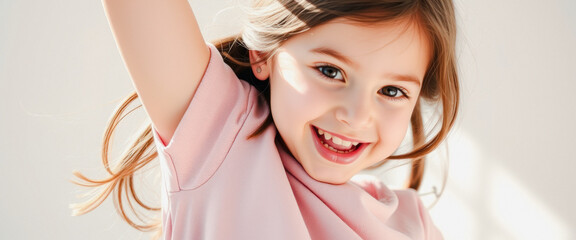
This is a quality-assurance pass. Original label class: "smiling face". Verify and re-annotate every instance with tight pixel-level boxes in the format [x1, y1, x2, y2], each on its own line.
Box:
[255, 18, 431, 184]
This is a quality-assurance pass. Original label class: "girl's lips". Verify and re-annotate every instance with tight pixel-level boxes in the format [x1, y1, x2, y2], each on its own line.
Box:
[311, 126, 368, 165]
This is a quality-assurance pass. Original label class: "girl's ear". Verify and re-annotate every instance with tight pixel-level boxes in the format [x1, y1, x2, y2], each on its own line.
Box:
[249, 50, 270, 81]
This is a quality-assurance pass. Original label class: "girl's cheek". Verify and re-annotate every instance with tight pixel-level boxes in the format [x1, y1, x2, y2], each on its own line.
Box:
[379, 108, 414, 149]
[272, 60, 332, 115]
[274, 52, 309, 94]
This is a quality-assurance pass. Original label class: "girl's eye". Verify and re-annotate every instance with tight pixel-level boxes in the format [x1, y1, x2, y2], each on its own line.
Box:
[317, 66, 344, 81]
[378, 86, 407, 99]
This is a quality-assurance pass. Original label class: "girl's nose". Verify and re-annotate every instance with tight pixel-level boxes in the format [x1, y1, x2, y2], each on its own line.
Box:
[334, 94, 374, 129]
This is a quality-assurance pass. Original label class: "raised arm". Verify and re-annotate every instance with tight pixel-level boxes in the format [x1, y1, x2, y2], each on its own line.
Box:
[102, 0, 210, 142]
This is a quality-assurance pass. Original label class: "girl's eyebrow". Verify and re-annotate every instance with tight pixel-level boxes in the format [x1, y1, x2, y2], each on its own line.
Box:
[310, 47, 358, 68]
[311, 47, 422, 87]
[386, 73, 422, 87]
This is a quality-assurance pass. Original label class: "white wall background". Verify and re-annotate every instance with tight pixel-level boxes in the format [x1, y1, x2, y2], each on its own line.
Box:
[1, 0, 575, 239]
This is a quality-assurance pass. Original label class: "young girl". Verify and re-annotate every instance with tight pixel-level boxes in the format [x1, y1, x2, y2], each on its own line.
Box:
[74, 0, 459, 239]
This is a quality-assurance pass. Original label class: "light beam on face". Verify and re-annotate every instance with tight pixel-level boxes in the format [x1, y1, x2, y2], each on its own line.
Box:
[274, 51, 309, 94]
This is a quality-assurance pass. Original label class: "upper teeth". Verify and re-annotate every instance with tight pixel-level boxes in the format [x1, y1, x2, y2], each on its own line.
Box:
[317, 129, 359, 147]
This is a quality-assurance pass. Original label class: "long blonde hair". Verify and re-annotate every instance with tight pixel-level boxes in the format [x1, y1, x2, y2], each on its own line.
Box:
[73, 0, 459, 234]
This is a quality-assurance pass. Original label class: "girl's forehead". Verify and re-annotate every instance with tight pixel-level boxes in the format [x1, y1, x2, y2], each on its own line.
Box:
[301, 18, 429, 53]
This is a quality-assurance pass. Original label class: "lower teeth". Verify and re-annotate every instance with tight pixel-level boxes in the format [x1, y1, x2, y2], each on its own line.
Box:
[323, 143, 355, 154]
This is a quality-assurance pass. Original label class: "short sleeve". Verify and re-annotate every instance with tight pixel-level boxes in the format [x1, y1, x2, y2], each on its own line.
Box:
[151, 43, 258, 192]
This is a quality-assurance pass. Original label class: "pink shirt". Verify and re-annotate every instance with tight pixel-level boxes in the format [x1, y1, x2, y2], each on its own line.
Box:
[152, 44, 443, 239]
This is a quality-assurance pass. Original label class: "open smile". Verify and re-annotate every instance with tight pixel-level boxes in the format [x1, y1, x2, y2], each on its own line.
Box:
[310, 126, 369, 165]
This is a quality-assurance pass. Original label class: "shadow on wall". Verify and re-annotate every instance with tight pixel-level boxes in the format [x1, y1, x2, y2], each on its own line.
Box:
[432, 130, 573, 240]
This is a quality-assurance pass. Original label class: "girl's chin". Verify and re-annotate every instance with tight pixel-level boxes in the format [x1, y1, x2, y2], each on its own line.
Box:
[298, 159, 356, 185]
[309, 172, 351, 185]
